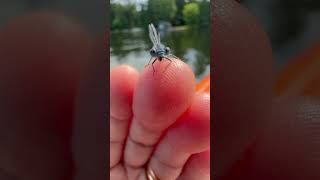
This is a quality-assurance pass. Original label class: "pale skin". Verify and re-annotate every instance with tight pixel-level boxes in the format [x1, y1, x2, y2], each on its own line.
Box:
[110, 24, 211, 180]
[110, 59, 211, 180]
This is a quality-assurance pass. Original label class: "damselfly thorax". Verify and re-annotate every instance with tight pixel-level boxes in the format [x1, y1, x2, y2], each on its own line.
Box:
[145, 23, 180, 74]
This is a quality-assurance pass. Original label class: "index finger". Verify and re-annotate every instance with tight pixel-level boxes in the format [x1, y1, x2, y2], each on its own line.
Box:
[124, 59, 196, 169]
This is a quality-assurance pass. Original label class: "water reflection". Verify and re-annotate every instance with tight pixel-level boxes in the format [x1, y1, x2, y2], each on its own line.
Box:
[110, 27, 210, 81]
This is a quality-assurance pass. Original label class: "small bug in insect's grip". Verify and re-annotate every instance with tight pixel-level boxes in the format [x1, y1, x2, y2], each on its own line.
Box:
[145, 23, 181, 74]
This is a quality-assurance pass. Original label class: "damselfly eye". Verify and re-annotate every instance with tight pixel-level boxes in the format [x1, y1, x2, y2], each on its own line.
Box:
[150, 49, 156, 55]
[165, 47, 170, 53]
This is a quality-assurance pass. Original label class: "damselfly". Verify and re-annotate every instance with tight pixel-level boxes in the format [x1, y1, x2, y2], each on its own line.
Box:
[145, 23, 180, 74]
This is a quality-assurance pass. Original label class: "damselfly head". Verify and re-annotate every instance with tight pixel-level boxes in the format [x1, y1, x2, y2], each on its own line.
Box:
[148, 23, 171, 57]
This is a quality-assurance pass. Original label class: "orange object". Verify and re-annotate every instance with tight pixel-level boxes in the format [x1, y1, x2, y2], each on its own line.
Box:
[275, 42, 320, 96]
[196, 74, 210, 93]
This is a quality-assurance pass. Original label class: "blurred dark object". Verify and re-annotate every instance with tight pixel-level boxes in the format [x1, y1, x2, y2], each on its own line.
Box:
[0, 0, 107, 179]
[0, 0, 105, 35]
[240, 0, 320, 68]
[275, 42, 320, 96]
[271, 0, 320, 47]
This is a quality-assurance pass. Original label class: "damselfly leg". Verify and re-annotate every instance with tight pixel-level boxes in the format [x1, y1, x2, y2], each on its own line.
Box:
[145, 57, 154, 68]
[151, 57, 158, 75]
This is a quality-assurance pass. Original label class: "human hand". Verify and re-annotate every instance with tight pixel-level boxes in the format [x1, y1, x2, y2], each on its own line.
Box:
[110, 59, 210, 180]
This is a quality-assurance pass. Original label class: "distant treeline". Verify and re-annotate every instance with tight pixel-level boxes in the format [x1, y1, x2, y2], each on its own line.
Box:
[110, 0, 210, 30]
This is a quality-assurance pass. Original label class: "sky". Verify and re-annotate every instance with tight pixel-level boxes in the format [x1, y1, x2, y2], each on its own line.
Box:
[111, 0, 209, 5]
[111, 0, 147, 5]
[110, 0, 147, 11]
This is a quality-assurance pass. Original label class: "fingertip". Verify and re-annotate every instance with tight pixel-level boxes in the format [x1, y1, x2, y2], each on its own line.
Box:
[167, 93, 210, 153]
[133, 59, 196, 131]
[111, 64, 138, 77]
[110, 65, 139, 119]
[178, 150, 211, 180]
[141, 58, 195, 85]
[191, 150, 211, 174]
[183, 93, 211, 136]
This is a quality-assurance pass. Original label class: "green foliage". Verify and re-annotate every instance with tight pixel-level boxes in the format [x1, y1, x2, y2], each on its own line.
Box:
[183, 3, 200, 25]
[110, 3, 139, 30]
[173, 0, 186, 25]
[147, 0, 177, 25]
[110, 0, 210, 30]
[139, 4, 149, 27]
[199, 0, 210, 26]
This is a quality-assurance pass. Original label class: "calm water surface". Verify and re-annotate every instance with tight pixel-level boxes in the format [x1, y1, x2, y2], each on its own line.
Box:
[110, 27, 210, 81]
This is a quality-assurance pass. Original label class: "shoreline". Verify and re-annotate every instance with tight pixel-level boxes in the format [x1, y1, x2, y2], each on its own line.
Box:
[111, 25, 189, 34]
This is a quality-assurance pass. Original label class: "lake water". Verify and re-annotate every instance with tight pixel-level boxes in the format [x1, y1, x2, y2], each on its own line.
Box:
[110, 27, 210, 82]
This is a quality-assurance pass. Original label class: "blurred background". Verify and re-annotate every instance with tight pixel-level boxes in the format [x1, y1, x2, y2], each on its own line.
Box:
[0, 1, 107, 179]
[240, 0, 320, 96]
[110, 0, 210, 81]
[0, 0, 105, 36]
[241, 0, 320, 70]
